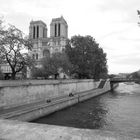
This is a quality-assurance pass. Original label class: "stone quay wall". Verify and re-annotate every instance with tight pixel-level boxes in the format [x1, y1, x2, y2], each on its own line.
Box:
[0, 79, 100, 109]
[0, 79, 111, 121]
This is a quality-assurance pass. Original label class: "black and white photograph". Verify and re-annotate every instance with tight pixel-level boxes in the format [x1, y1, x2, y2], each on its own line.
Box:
[0, 0, 140, 139]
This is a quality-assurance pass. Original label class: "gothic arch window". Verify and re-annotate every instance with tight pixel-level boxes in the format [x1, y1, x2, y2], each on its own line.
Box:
[32, 54, 35, 59]
[58, 23, 61, 36]
[36, 53, 38, 60]
[37, 26, 39, 38]
[33, 26, 35, 39]
[43, 27, 45, 38]
[55, 23, 57, 37]
[43, 50, 50, 57]
[62, 47, 65, 52]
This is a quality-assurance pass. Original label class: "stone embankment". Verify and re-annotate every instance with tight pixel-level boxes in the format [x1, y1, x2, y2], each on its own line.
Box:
[0, 79, 138, 140]
[0, 79, 110, 121]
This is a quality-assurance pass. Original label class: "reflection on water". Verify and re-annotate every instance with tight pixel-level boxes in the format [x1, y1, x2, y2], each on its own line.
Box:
[32, 83, 140, 138]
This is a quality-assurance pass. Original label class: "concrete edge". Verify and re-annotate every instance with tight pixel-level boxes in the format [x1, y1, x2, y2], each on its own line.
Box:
[0, 119, 139, 140]
[0, 79, 98, 87]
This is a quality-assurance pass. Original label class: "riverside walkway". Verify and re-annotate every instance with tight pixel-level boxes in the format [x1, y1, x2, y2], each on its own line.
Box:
[0, 119, 139, 140]
[0, 80, 107, 120]
[0, 88, 103, 120]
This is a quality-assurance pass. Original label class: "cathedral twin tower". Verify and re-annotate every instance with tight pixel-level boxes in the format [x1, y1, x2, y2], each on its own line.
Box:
[29, 16, 68, 61]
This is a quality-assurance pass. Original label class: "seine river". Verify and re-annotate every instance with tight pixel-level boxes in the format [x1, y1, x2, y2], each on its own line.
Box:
[32, 83, 140, 138]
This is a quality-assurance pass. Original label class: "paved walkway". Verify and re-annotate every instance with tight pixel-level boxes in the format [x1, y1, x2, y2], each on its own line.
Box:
[0, 88, 100, 119]
[0, 100, 46, 116]
[0, 119, 139, 140]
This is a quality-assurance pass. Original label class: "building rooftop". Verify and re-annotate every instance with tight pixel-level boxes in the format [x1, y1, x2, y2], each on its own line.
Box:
[51, 16, 68, 25]
[30, 20, 47, 27]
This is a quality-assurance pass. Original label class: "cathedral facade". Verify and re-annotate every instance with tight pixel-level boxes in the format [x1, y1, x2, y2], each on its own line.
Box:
[29, 16, 68, 66]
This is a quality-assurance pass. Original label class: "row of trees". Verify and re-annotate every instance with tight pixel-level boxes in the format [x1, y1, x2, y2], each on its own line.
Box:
[0, 19, 108, 80]
[31, 52, 71, 79]
[32, 35, 108, 79]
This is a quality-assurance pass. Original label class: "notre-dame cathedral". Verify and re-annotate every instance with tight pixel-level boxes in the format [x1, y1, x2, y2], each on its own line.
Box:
[28, 16, 68, 66]
[0, 16, 68, 79]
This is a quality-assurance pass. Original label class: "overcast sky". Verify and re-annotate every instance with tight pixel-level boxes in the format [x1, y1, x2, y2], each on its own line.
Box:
[0, 0, 140, 74]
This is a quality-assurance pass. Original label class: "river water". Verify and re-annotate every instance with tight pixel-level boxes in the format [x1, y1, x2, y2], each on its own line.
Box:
[32, 83, 140, 138]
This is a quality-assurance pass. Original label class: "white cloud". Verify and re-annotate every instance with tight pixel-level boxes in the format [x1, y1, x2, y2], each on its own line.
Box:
[1, 0, 140, 74]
